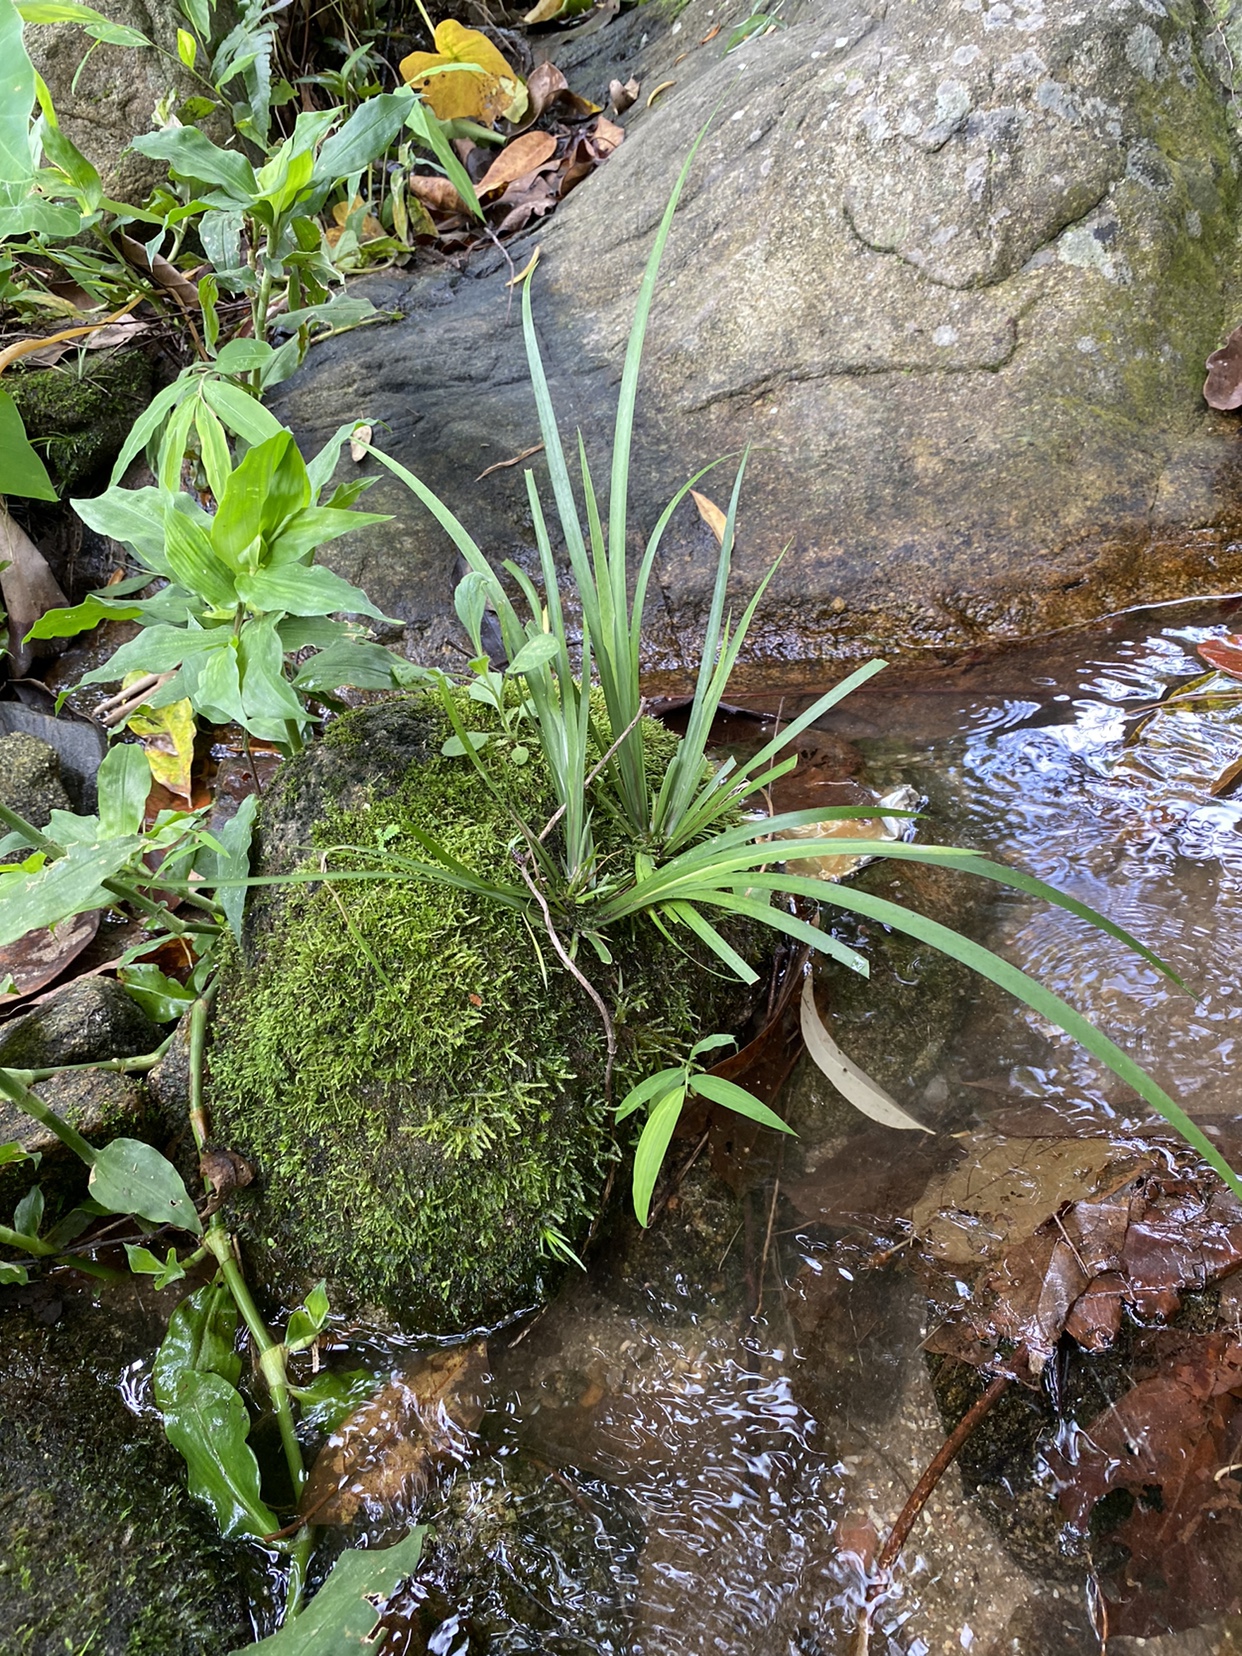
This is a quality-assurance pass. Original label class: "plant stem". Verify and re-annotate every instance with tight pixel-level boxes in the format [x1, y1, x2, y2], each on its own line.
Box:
[0, 1068, 98, 1165]
[0, 1223, 57, 1257]
[23, 1036, 174, 1082]
[187, 994, 309, 1612]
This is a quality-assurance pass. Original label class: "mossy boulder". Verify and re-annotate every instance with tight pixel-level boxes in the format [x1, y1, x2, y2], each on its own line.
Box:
[0, 1283, 251, 1654]
[7, 351, 153, 495]
[208, 694, 761, 1334]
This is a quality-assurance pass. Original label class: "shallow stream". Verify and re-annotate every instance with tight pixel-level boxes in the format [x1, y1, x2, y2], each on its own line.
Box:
[371, 598, 1242, 1656]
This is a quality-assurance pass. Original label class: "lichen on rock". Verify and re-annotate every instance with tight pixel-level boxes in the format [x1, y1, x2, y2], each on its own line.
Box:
[208, 692, 761, 1334]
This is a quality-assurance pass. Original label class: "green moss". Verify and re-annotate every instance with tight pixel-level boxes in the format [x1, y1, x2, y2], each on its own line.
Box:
[209, 692, 761, 1333]
[7, 349, 154, 494]
[0, 1289, 250, 1654]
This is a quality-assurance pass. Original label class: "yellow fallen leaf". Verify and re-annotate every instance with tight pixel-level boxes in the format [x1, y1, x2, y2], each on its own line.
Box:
[331, 198, 384, 241]
[399, 20, 525, 125]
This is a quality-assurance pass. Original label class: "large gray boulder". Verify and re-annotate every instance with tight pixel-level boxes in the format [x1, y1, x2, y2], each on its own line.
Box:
[275, 0, 1242, 682]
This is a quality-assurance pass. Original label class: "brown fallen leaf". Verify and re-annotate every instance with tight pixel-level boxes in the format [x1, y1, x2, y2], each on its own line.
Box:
[1211, 752, 1242, 797]
[477, 131, 558, 196]
[1046, 1329, 1242, 1638]
[329, 199, 384, 242]
[1206, 324, 1242, 410]
[699, 23, 721, 42]
[917, 1137, 1242, 1380]
[690, 489, 727, 547]
[297, 1340, 489, 1528]
[608, 76, 640, 114]
[115, 231, 201, 313]
[1199, 634, 1242, 679]
[1, 505, 69, 674]
[518, 61, 601, 126]
[592, 116, 624, 155]
[0, 911, 99, 1009]
[647, 80, 675, 108]
[198, 1146, 254, 1197]
[407, 175, 468, 216]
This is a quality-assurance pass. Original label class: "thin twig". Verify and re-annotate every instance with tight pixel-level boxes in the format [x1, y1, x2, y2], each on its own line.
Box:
[752, 1150, 784, 1320]
[538, 704, 647, 844]
[514, 851, 615, 1096]
[475, 443, 545, 482]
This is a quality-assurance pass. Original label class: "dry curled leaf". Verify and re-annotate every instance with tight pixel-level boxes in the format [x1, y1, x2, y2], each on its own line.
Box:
[0, 505, 69, 675]
[800, 975, 931, 1132]
[198, 1147, 254, 1197]
[349, 424, 373, 464]
[690, 489, 727, 546]
[477, 131, 558, 196]
[407, 174, 468, 216]
[608, 76, 639, 114]
[115, 231, 201, 312]
[298, 1341, 489, 1527]
[1206, 324, 1242, 411]
[519, 60, 600, 125]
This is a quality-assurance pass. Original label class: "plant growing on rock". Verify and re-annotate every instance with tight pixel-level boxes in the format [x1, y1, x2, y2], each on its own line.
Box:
[28, 425, 423, 752]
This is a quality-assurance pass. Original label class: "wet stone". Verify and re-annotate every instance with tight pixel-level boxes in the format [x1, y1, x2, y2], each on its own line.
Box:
[0, 1281, 251, 1655]
[0, 977, 162, 1071]
[0, 733, 71, 837]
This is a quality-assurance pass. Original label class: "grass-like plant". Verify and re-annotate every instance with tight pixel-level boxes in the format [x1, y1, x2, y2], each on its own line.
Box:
[325, 138, 1239, 1213]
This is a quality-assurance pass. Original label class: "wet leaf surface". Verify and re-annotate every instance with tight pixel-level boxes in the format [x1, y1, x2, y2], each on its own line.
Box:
[1045, 1329, 1242, 1638]
[298, 1341, 488, 1527]
[913, 1134, 1242, 1380]
[0, 909, 99, 1008]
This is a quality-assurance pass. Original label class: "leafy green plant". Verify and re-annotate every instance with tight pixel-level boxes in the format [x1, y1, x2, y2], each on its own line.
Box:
[28, 426, 423, 753]
[616, 1033, 794, 1224]
[346, 137, 1242, 1219]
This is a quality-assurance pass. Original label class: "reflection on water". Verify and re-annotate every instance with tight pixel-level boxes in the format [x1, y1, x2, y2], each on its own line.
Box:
[399, 603, 1242, 1655]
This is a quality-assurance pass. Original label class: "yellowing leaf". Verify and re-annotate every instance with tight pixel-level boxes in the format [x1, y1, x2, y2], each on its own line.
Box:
[399, 21, 525, 126]
[125, 680, 196, 803]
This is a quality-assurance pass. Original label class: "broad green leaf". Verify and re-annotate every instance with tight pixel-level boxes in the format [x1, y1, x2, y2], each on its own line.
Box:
[690, 1073, 796, 1135]
[312, 91, 411, 186]
[632, 1086, 684, 1226]
[130, 125, 257, 198]
[96, 741, 152, 838]
[200, 377, 285, 448]
[0, 183, 80, 238]
[284, 1278, 329, 1352]
[176, 25, 195, 65]
[24, 592, 142, 640]
[154, 1282, 242, 1405]
[72, 483, 171, 568]
[265, 505, 389, 566]
[192, 634, 247, 726]
[79, 621, 230, 684]
[235, 1529, 426, 1654]
[0, 1142, 38, 1168]
[18, 0, 150, 43]
[292, 638, 405, 692]
[13, 1183, 43, 1237]
[289, 1367, 376, 1434]
[164, 507, 237, 611]
[234, 561, 390, 619]
[193, 401, 231, 501]
[0, 0, 36, 184]
[124, 1242, 187, 1287]
[405, 99, 481, 218]
[108, 379, 194, 485]
[215, 431, 310, 563]
[614, 1065, 684, 1121]
[507, 634, 559, 675]
[35, 111, 101, 211]
[0, 387, 56, 500]
[239, 613, 306, 725]
[120, 963, 195, 1022]
[0, 1261, 30, 1285]
[88, 1138, 202, 1234]
[275, 296, 378, 333]
[0, 839, 138, 949]
[211, 338, 274, 374]
[162, 1368, 279, 1540]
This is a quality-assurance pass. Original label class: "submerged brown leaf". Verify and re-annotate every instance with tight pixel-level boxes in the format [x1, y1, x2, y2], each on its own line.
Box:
[915, 1134, 1242, 1380]
[1046, 1329, 1242, 1638]
[298, 1341, 488, 1527]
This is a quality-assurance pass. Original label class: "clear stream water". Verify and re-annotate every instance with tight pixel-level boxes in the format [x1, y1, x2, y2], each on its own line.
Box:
[384, 598, 1242, 1656]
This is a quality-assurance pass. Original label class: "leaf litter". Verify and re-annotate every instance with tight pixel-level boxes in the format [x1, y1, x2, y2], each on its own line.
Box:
[297, 1341, 489, 1529]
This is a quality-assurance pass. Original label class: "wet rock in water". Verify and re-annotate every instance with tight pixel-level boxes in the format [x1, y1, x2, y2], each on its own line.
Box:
[207, 695, 761, 1334]
[0, 1282, 251, 1654]
[0, 732, 71, 834]
[273, 0, 1242, 682]
[0, 977, 162, 1070]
